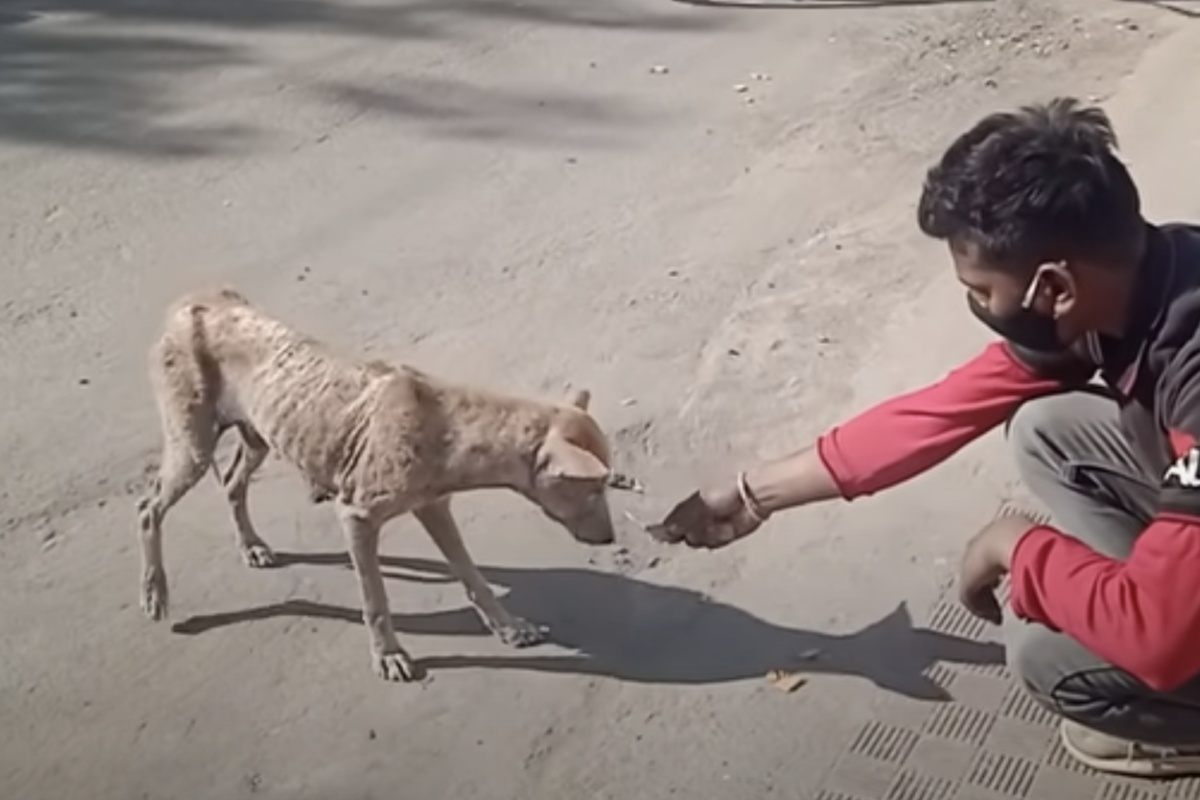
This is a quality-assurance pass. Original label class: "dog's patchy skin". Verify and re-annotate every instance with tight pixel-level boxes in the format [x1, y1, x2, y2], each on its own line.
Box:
[137, 287, 616, 681]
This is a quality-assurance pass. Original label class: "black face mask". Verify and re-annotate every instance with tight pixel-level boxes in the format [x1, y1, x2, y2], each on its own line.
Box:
[967, 293, 1067, 353]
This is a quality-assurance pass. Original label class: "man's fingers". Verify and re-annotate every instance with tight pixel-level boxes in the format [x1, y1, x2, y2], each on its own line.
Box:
[961, 587, 1003, 625]
[657, 487, 761, 549]
[659, 493, 707, 543]
[686, 520, 738, 549]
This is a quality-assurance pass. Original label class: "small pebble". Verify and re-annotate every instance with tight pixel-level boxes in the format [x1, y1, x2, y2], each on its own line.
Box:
[734, 84, 749, 93]
[650, 65, 669, 75]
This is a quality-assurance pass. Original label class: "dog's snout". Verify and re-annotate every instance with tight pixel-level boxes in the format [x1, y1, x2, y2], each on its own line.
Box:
[568, 501, 615, 545]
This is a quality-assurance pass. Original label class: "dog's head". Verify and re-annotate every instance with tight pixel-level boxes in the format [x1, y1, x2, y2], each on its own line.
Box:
[528, 388, 616, 546]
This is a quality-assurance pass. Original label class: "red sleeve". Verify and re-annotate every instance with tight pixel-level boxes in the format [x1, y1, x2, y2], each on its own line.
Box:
[1010, 517, 1200, 692]
[816, 342, 1067, 499]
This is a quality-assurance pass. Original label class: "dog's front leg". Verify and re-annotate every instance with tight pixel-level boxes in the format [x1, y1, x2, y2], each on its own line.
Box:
[337, 507, 422, 682]
[413, 499, 547, 648]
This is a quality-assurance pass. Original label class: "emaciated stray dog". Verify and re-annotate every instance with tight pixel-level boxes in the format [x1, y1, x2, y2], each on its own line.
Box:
[137, 287, 617, 682]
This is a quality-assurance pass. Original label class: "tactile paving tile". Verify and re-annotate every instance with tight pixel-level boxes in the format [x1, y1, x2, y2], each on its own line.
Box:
[809, 503, 1200, 800]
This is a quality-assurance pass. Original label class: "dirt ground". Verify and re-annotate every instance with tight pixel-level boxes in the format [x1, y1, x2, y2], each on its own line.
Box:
[3, 1, 1200, 798]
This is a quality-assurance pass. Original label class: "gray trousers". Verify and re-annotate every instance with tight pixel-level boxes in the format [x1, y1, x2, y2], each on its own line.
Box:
[1005, 391, 1200, 744]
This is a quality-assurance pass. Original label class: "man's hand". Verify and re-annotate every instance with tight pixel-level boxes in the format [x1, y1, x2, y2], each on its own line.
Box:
[655, 481, 765, 549]
[958, 513, 1039, 624]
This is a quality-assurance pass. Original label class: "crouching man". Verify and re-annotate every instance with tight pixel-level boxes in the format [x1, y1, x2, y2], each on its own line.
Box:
[659, 98, 1200, 777]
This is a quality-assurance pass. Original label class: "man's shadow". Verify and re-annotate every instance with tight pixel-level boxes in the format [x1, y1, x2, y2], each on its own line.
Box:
[172, 552, 1004, 700]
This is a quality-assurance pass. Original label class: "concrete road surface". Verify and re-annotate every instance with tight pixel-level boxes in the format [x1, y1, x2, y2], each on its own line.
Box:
[3, 0, 1199, 798]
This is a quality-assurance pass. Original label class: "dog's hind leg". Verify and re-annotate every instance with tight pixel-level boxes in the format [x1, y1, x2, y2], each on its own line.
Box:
[137, 339, 219, 621]
[216, 424, 275, 568]
[413, 498, 547, 648]
[137, 420, 216, 621]
[338, 507, 422, 682]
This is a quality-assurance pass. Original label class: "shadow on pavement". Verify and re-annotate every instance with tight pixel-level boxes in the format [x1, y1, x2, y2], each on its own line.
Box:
[673, 0, 989, 9]
[173, 551, 1004, 701]
[0, 0, 717, 157]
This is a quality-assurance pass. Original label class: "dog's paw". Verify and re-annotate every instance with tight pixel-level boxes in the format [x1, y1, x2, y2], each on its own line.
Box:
[141, 571, 169, 621]
[497, 618, 548, 648]
[373, 651, 423, 683]
[240, 542, 276, 569]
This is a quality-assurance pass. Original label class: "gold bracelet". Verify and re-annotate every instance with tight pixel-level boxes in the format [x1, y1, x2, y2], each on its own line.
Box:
[736, 471, 769, 524]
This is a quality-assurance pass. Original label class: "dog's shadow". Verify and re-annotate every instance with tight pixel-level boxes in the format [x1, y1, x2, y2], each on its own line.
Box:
[172, 552, 1004, 700]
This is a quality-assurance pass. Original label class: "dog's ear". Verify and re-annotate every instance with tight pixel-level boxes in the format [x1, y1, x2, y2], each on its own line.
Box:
[538, 429, 608, 481]
[565, 388, 591, 411]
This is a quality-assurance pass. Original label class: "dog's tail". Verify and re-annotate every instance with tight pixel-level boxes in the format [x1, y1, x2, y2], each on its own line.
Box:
[152, 286, 247, 409]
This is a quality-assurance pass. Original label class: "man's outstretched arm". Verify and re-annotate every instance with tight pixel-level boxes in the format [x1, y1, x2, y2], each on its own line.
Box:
[658, 341, 1089, 547]
[746, 341, 1078, 514]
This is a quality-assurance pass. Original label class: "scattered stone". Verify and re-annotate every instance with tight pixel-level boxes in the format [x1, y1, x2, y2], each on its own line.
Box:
[368, 729, 377, 740]
[608, 472, 644, 493]
[650, 65, 669, 75]
[766, 669, 808, 693]
[244, 772, 263, 794]
[734, 84, 749, 93]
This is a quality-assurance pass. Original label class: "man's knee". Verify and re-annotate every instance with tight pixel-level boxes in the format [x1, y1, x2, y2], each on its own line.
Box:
[1005, 618, 1064, 709]
[1005, 394, 1078, 481]
[1006, 617, 1125, 729]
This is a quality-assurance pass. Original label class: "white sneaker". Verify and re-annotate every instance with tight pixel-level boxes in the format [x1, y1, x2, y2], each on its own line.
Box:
[1059, 719, 1200, 777]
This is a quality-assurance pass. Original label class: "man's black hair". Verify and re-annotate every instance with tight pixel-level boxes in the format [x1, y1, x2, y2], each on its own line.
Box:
[917, 97, 1144, 270]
